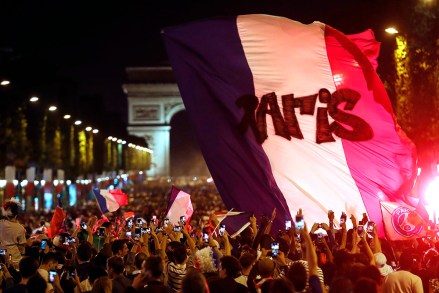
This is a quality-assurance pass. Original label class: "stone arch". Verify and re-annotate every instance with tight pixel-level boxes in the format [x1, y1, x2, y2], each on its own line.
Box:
[165, 103, 185, 124]
[123, 67, 186, 177]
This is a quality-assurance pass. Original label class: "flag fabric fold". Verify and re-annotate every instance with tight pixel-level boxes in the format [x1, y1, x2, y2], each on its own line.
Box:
[93, 189, 128, 214]
[166, 186, 194, 226]
[163, 14, 418, 238]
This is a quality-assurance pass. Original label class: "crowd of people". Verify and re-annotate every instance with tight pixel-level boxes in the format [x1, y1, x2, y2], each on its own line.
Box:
[0, 182, 438, 293]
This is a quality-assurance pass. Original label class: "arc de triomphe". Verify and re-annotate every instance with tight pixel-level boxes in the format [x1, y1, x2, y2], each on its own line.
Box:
[123, 67, 184, 177]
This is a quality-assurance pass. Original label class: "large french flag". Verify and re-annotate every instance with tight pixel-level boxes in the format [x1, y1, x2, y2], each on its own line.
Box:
[162, 15, 417, 238]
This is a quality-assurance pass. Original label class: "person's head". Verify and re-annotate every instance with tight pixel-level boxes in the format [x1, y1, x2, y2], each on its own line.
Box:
[239, 252, 257, 271]
[362, 265, 381, 285]
[19, 256, 39, 279]
[182, 271, 209, 293]
[333, 249, 354, 271]
[399, 251, 415, 271]
[143, 256, 164, 279]
[259, 234, 274, 250]
[353, 277, 378, 293]
[111, 239, 128, 257]
[219, 256, 242, 278]
[91, 276, 112, 293]
[77, 242, 93, 262]
[106, 256, 125, 278]
[329, 277, 353, 293]
[134, 252, 148, 270]
[269, 278, 295, 293]
[3, 200, 21, 219]
[26, 274, 47, 293]
[173, 242, 188, 264]
[41, 252, 59, 270]
[286, 261, 307, 292]
[257, 258, 276, 278]
[165, 241, 181, 263]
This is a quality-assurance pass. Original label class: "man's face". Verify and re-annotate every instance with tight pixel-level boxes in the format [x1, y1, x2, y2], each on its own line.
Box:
[120, 243, 129, 257]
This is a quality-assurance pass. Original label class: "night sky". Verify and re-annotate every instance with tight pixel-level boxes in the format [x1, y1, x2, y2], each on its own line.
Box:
[0, 0, 404, 175]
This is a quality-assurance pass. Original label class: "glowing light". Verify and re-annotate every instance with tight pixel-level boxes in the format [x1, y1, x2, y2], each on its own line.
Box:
[425, 176, 439, 206]
[92, 129, 99, 134]
[63, 114, 71, 119]
[29, 96, 39, 102]
[13, 180, 18, 186]
[20, 180, 28, 187]
[418, 167, 422, 176]
[0, 180, 6, 188]
[121, 140, 126, 144]
[385, 27, 399, 34]
[117, 139, 122, 143]
[112, 137, 117, 142]
[74, 120, 82, 125]
[85, 126, 92, 131]
[53, 180, 59, 186]
[333, 74, 343, 86]
[206, 177, 214, 183]
[0, 80, 10, 86]
[48, 106, 57, 111]
[41, 180, 46, 186]
[139, 171, 143, 174]
[34, 180, 39, 185]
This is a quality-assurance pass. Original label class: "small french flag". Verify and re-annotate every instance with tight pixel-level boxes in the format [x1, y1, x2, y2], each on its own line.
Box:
[93, 189, 128, 214]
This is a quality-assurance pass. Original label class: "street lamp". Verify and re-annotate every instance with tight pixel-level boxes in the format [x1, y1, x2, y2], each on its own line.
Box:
[1, 80, 10, 86]
[92, 129, 99, 134]
[74, 120, 82, 125]
[85, 126, 92, 131]
[48, 106, 57, 111]
[29, 96, 39, 102]
[63, 114, 71, 119]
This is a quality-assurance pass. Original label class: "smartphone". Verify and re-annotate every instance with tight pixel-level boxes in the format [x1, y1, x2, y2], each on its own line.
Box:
[49, 270, 57, 283]
[164, 218, 169, 227]
[126, 231, 132, 237]
[357, 225, 364, 236]
[127, 219, 133, 229]
[317, 233, 323, 243]
[81, 222, 87, 230]
[173, 226, 182, 232]
[285, 219, 292, 230]
[8, 254, 12, 261]
[0, 249, 6, 255]
[367, 222, 375, 233]
[219, 224, 226, 236]
[135, 228, 141, 237]
[136, 218, 143, 226]
[98, 227, 106, 237]
[180, 216, 186, 225]
[150, 216, 157, 225]
[70, 270, 76, 279]
[295, 215, 305, 232]
[340, 212, 347, 224]
[203, 232, 209, 243]
[271, 242, 279, 257]
[155, 227, 163, 233]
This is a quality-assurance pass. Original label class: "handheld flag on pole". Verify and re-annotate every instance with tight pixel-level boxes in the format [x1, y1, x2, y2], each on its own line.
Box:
[49, 197, 66, 238]
[166, 186, 193, 226]
[93, 189, 128, 214]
